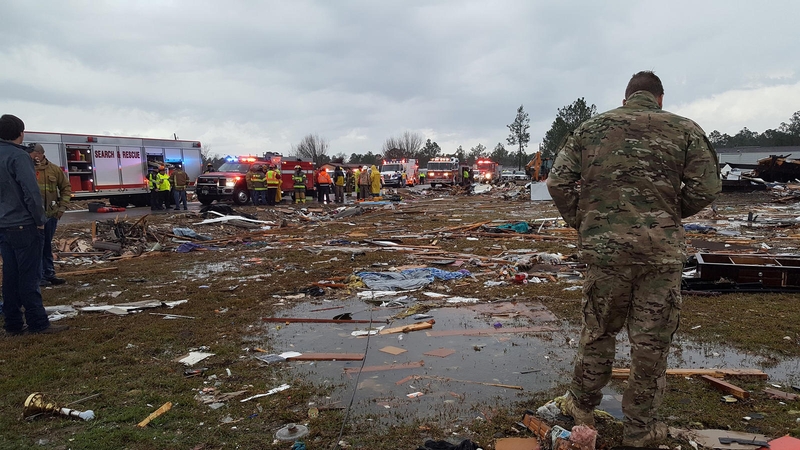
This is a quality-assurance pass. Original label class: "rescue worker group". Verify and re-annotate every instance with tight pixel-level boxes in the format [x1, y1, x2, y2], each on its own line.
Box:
[148, 162, 385, 210]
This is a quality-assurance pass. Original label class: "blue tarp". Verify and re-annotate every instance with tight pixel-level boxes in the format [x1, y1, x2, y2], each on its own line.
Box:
[356, 268, 471, 291]
[496, 222, 530, 233]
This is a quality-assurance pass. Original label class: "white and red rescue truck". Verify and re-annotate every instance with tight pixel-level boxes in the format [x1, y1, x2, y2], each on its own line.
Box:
[195, 153, 315, 205]
[22, 131, 203, 207]
[379, 158, 419, 187]
[473, 158, 500, 183]
[425, 156, 461, 187]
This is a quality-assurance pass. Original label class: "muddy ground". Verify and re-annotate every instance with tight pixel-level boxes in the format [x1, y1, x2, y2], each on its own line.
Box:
[1, 187, 799, 449]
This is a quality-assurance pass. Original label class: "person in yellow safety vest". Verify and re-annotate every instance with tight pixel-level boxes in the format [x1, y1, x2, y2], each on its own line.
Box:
[265, 164, 280, 206]
[369, 164, 382, 197]
[352, 167, 360, 198]
[292, 165, 307, 204]
[156, 166, 171, 209]
[148, 165, 171, 210]
[274, 165, 283, 204]
[251, 164, 266, 206]
[245, 165, 257, 205]
[462, 167, 470, 187]
[333, 166, 345, 203]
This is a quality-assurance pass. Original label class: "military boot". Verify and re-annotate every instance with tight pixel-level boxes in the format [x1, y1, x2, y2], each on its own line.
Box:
[560, 393, 595, 427]
[622, 421, 668, 448]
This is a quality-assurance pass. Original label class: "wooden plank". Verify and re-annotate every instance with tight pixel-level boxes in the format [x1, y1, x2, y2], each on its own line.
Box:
[425, 326, 558, 337]
[395, 375, 415, 385]
[59, 267, 119, 277]
[262, 317, 381, 324]
[763, 387, 799, 401]
[284, 353, 364, 361]
[701, 375, 749, 399]
[344, 360, 424, 375]
[611, 368, 768, 380]
[379, 319, 434, 335]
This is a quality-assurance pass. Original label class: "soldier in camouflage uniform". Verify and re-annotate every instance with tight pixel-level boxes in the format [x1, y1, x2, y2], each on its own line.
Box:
[546, 71, 721, 447]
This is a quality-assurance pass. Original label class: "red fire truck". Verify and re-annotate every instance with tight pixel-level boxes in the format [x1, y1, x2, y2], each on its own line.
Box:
[425, 157, 461, 187]
[195, 153, 315, 205]
[22, 131, 203, 207]
[473, 158, 500, 183]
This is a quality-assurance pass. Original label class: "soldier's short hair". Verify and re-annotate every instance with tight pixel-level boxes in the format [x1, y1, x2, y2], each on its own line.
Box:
[0, 114, 25, 141]
[625, 71, 664, 99]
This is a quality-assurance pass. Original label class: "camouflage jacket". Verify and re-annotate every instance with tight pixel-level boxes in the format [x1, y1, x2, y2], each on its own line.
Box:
[546, 91, 721, 265]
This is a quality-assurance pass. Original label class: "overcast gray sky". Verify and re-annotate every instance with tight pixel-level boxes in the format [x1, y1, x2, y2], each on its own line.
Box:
[3, 1, 799, 158]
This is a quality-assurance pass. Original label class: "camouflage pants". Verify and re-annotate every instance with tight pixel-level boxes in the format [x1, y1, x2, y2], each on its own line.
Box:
[570, 264, 682, 432]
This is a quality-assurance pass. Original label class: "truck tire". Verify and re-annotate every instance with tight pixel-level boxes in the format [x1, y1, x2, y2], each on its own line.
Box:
[109, 197, 129, 208]
[197, 195, 213, 206]
[233, 189, 249, 205]
[131, 194, 150, 208]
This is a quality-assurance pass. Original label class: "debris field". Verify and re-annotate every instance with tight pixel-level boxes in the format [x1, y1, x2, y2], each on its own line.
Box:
[2, 185, 800, 449]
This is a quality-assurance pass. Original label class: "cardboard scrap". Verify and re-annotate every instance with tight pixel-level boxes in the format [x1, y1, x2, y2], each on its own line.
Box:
[380, 346, 408, 355]
[495, 437, 540, 450]
[423, 348, 456, 358]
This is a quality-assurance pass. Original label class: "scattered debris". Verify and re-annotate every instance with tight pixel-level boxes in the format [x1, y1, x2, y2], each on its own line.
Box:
[240, 384, 291, 403]
[137, 402, 172, 428]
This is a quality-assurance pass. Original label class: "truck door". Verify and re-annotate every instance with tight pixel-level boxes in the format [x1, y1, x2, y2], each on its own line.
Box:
[92, 145, 121, 189]
[119, 147, 147, 190]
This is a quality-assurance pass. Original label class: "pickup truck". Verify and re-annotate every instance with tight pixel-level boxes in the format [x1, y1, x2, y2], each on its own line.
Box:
[499, 170, 529, 182]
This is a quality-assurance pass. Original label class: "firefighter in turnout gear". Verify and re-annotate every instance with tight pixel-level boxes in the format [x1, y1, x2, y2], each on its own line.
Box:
[265, 164, 280, 206]
[292, 165, 307, 204]
[169, 165, 189, 210]
[250, 164, 266, 206]
[29, 143, 70, 286]
[246, 165, 257, 205]
[274, 164, 283, 204]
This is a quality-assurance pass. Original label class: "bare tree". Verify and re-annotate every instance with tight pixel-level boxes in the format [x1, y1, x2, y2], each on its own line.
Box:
[382, 131, 425, 159]
[291, 133, 329, 165]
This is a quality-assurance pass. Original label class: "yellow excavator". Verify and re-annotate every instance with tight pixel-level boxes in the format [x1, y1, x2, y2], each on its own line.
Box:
[525, 152, 544, 181]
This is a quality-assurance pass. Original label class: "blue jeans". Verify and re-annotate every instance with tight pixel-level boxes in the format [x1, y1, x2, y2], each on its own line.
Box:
[41, 217, 58, 279]
[173, 189, 188, 209]
[1, 225, 50, 333]
[250, 189, 259, 205]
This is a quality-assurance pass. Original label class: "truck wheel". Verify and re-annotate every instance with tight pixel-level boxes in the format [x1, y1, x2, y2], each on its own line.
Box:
[197, 195, 213, 206]
[109, 197, 129, 208]
[233, 189, 249, 205]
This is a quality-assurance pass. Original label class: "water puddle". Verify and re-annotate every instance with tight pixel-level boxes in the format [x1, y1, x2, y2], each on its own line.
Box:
[264, 297, 574, 423]
[261, 297, 800, 424]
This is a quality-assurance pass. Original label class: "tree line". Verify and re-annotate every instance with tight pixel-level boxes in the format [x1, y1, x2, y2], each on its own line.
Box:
[207, 103, 800, 170]
[708, 111, 800, 148]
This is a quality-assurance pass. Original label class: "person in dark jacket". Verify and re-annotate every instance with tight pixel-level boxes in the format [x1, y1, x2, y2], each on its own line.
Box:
[0, 114, 67, 335]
